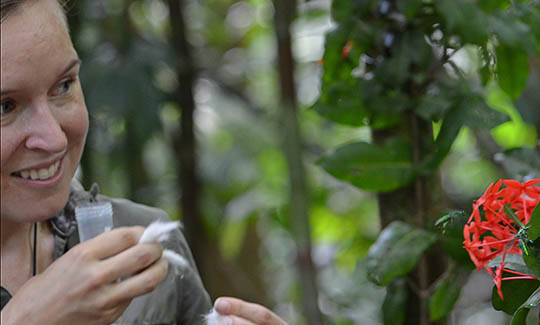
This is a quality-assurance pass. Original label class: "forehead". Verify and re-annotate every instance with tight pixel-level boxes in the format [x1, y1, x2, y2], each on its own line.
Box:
[1, 0, 76, 87]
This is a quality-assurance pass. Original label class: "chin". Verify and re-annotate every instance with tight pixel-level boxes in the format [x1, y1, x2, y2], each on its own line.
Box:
[1, 189, 70, 224]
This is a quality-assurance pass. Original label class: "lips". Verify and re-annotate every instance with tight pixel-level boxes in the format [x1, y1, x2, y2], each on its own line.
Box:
[13, 159, 62, 181]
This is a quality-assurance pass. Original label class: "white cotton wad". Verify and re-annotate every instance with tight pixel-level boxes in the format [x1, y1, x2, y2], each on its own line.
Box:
[204, 308, 228, 325]
[139, 221, 189, 268]
[139, 221, 180, 243]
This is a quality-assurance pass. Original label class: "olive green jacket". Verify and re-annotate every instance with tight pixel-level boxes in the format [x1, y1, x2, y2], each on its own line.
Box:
[52, 180, 212, 324]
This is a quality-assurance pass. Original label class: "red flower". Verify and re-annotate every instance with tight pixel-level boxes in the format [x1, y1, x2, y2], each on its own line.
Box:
[463, 179, 540, 300]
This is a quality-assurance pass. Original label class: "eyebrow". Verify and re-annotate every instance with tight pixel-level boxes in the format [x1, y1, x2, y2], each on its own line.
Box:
[0, 58, 82, 96]
[60, 58, 82, 77]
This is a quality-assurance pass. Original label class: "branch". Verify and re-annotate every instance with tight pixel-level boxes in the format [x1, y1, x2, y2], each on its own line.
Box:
[200, 71, 267, 117]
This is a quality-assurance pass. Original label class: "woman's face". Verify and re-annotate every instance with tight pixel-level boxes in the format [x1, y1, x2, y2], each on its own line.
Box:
[1, 0, 88, 222]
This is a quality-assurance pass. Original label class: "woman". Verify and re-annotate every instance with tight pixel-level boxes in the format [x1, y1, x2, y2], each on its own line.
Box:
[0, 0, 287, 324]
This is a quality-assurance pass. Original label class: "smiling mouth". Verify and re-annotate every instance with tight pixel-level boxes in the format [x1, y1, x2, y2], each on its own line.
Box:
[13, 160, 61, 181]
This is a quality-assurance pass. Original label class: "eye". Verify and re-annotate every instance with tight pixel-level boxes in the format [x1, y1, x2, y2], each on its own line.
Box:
[0, 99, 17, 116]
[51, 78, 75, 97]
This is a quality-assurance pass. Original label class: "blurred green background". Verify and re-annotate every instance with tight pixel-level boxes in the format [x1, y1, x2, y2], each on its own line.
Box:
[67, 0, 540, 324]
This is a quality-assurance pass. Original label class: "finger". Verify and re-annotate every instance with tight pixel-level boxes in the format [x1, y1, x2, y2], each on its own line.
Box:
[222, 315, 256, 325]
[80, 227, 145, 260]
[215, 297, 286, 325]
[99, 243, 163, 282]
[104, 300, 131, 325]
[109, 258, 169, 301]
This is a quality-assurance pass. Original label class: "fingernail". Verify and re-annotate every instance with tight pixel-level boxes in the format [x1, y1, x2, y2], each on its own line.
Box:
[215, 298, 231, 313]
[222, 316, 233, 325]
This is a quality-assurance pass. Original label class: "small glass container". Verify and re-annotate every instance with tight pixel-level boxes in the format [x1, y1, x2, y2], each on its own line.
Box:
[75, 202, 113, 242]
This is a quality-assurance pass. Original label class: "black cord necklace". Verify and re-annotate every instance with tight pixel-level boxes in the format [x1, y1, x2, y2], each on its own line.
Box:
[32, 222, 37, 277]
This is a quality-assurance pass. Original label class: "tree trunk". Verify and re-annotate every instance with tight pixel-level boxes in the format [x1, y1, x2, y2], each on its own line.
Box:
[374, 114, 445, 325]
[125, 118, 152, 205]
[272, 0, 325, 324]
[166, 1, 273, 306]
[166, 0, 204, 268]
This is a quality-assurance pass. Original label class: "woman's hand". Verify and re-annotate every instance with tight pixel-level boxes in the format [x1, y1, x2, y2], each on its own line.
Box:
[214, 297, 288, 325]
[1, 227, 168, 325]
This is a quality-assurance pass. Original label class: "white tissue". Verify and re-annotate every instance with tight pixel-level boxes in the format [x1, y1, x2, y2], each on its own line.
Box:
[204, 308, 227, 325]
[162, 250, 189, 268]
[139, 221, 180, 244]
[139, 221, 189, 268]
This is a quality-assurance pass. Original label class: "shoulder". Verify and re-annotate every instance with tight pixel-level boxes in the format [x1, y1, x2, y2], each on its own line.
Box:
[101, 195, 171, 228]
[68, 179, 173, 228]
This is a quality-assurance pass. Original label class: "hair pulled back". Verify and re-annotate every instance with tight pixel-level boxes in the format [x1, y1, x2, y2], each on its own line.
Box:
[1, 0, 66, 22]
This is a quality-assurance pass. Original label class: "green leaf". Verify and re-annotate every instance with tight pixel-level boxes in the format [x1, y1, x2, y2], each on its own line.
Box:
[320, 24, 357, 83]
[523, 238, 540, 278]
[529, 203, 540, 241]
[314, 22, 381, 127]
[420, 94, 507, 173]
[317, 138, 415, 192]
[511, 287, 540, 325]
[373, 55, 410, 89]
[477, 0, 508, 13]
[517, 4, 540, 48]
[516, 70, 540, 130]
[492, 279, 540, 315]
[435, 0, 488, 45]
[366, 221, 438, 286]
[420, 103, 465, 173]
[462, 95, 509, 129]
[496, 45, 529, 99]
[331, 0, 355, 23]
[372, 31, 431, 87]
[436, 211, 475, 266]
[361, 81, 408, 129]
[313, 80, 371, 126]
[428, 266, 468, 321]
[332, 0, 378, 21]
[486, 254, 533, 276]
[403, 31, 433, 69]
[491, 121, 537, 150]
[415, 94, 452, 122]
[488, 12, 538, 56]
[397, 0, 422, 19]
[382, 278, 407, 325]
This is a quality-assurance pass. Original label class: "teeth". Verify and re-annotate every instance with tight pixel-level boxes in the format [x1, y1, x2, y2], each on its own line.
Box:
[19, 160, 60, 180]
[38, 168, 49, 180]
[49, 164, 55, 176]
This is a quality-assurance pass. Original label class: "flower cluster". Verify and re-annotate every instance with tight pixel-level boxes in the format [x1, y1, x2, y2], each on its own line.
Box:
[463, 179, 540, 299]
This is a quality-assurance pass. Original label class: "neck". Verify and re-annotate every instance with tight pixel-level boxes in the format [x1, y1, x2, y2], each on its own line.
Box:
[1, 218, 33, 251]
[1, 219, 55, 294]
[1, 219, 34, 292]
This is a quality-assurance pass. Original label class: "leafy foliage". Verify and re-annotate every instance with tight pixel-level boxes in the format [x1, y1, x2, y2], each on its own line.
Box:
[365, 221, 437, 286]
[315, 0, 540, 323]
[428, 266, 468, 321]
[382, 278, 407, 325]
[70, 0, 540, 323]
[511, 287, 540, 325]
[317, 138, 414, 192]
[492, 279, 540, 315]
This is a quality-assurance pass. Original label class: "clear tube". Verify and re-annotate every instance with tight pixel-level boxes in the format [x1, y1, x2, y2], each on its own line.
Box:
[75, 202, 113, 242]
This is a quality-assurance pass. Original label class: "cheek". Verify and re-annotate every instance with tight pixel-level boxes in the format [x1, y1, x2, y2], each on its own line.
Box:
[0, 127, 23, 172]
[63, 95, 89, 155]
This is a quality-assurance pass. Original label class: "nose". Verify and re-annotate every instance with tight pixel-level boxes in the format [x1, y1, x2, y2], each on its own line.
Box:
[24, 100, 68, 153]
